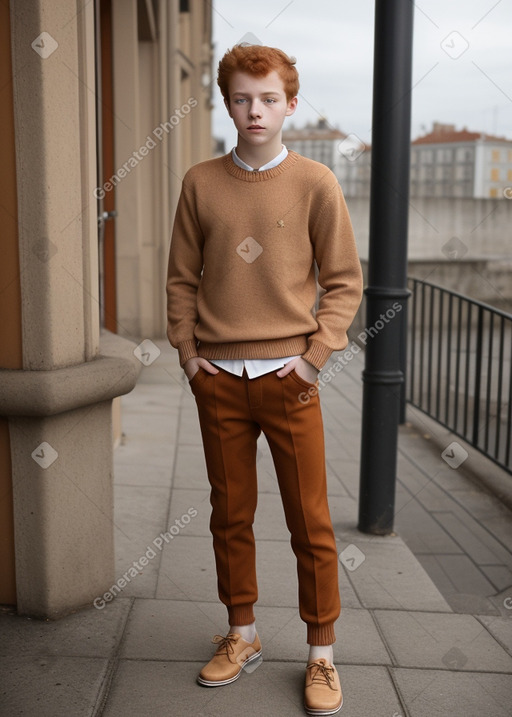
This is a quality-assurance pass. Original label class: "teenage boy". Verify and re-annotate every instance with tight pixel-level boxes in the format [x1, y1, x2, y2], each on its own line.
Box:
[167, 44, 363, 715]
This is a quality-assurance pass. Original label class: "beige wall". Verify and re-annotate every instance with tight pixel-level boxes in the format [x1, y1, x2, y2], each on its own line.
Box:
[113, 0, 213, 340]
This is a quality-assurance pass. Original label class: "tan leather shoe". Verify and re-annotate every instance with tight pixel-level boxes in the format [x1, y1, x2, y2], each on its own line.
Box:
[304, 658, 343, 715]
[197, 632, 262, 687]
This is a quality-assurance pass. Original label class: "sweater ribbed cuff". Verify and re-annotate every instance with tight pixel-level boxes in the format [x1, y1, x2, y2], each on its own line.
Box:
[302, 340, 334, 371]
[177, 340, 199, 367]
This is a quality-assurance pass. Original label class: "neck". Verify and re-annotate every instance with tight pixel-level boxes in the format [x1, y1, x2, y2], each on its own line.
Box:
[235, 135, 283, 170]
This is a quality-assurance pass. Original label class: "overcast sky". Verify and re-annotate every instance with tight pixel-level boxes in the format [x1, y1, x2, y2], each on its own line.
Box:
[210, 0, 512, 149]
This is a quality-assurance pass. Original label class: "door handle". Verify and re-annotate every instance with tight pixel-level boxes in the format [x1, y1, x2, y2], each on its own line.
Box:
[98, 210, 117, 230]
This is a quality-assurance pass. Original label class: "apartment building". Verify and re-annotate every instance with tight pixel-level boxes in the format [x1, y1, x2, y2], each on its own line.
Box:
[283, 118, 371, 198]
[285, 119, 512, 200]
[411, 122, 512, 199]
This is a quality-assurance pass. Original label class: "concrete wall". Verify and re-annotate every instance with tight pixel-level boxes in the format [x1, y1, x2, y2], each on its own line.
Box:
[347, 196, 512, 309]
[348, 196, 512, 262]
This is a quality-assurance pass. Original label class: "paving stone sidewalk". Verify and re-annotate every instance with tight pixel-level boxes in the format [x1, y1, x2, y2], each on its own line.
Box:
[1, 340, 512, 717]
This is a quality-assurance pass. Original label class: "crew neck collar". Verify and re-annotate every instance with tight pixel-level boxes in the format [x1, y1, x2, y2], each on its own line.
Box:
[222, 150, 300, 182]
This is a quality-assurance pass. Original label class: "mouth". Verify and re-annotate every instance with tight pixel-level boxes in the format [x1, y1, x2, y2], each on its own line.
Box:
[247, 125, 264, 130]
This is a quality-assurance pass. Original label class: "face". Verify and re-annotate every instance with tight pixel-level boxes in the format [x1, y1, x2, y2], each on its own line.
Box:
[225, 70, 298, 148]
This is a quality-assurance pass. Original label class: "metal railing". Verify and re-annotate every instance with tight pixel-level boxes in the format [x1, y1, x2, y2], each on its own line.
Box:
[406, 277, 512, 474]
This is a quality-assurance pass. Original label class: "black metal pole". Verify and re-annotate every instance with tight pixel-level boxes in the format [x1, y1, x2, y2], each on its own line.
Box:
[358, 0, 414, 534]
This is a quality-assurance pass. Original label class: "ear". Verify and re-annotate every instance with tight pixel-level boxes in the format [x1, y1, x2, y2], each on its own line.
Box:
[224, 97, 233, 118]
[285, 96, 298, 117]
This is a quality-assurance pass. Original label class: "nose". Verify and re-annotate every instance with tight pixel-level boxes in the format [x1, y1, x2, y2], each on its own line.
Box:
[248, 101, 262, 119]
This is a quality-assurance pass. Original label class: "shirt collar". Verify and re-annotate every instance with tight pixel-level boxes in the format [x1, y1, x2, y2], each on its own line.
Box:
[231, 145, 288, 172]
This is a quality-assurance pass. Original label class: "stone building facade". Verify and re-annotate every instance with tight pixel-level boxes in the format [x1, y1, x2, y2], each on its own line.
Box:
[0, 0, 213, 616]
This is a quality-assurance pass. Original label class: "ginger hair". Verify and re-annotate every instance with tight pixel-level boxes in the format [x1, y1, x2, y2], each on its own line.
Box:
[217, 44, 300, 103]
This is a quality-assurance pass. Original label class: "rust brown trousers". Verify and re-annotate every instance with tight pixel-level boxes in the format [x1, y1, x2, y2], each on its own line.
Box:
[189, 365, 341, 646]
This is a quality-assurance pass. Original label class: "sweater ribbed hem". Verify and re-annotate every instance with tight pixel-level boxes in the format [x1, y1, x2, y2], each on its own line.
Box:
[198, 336, 309, 361]
[227, 604, 256, 627]
[222, 150, 301, 182]
[178, 336, 337, 370]
[302, 340, 336, 371]
[177, 339, 199, 366]
[307, 622, 336, 646]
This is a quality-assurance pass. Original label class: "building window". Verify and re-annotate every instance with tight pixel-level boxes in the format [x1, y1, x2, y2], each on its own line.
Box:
[437, 148, 452, 162]
[492, 149, 500, 162]
[179, 0, 190, 12]
[490, 168, 500, 181]
[489, 187, 498, 198]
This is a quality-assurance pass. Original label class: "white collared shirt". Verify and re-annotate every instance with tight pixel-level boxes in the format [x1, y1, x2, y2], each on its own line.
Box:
[210, 146, 300, 378]
[231, 144, 288, 171]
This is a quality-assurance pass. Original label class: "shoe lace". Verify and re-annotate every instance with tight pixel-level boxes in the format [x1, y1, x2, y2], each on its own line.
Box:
[211, 633, 239, 658]
[307, 661, 336, 690]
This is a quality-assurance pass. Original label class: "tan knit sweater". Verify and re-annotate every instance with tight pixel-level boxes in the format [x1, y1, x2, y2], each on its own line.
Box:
[166, 151, 363, 370]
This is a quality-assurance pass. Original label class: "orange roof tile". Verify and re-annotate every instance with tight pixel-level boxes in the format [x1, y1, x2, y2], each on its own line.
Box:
[413, 129, 511, 145]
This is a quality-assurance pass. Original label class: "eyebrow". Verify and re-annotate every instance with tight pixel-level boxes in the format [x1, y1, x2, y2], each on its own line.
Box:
[231, 91, 281, 97]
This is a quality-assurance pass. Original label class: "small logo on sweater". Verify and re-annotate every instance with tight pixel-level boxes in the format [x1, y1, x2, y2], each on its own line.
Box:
[236, 237, 263, 264]
[277, 219, 285, 228]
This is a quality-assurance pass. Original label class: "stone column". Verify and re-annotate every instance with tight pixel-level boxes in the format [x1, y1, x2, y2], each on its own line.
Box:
[2, 0, 141, 617]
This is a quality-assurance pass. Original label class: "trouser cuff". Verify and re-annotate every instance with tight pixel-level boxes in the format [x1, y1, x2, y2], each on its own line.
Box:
[227, 604, 255, 627]
[307, 622, 336, 646]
